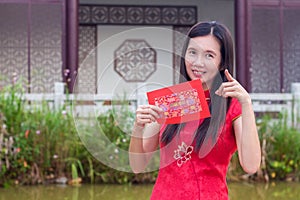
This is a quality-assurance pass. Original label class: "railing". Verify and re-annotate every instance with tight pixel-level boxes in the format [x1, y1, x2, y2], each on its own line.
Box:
[23, 93, 138, 118]
[21, 83, 300, 126]
[250, 83, 300, 127]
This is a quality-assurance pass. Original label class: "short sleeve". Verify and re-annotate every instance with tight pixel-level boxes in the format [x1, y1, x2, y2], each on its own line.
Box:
[228, 98, 242, 122]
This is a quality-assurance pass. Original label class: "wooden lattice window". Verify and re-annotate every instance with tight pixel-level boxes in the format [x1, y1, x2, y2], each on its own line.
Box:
[237, 0, 300, 93]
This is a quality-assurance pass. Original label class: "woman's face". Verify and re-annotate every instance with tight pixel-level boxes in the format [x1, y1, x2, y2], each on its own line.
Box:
[185, 34, 221, 90]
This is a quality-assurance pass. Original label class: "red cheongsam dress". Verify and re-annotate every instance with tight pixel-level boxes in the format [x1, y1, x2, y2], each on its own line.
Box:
[150, 97, 242, 200]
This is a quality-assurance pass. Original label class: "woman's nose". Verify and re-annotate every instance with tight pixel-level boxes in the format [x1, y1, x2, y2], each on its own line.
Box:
[193, 55, 205, 67]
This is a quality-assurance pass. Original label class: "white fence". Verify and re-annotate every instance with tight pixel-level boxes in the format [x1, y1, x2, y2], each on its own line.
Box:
[23, 93, 138, 118]
[250, 83, 300, 127]
[21, 82, 300, 126]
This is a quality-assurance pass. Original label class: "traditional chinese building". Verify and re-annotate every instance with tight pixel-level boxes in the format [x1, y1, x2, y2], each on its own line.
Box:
[0, 0, 299, 95]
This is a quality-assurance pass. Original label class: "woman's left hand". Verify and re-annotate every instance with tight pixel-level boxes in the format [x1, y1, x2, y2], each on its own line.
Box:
[215, 69, 251, 105]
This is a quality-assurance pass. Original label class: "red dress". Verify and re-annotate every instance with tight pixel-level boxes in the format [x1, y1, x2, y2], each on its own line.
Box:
[150, 97, 242, 200]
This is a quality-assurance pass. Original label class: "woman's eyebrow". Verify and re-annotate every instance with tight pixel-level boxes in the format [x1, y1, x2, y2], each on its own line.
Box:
[206, 50, 217, 56]
[187, 47, 197, 51]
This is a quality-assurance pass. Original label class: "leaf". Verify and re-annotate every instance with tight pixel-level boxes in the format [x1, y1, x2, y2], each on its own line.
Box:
[71, 163, 78, 180]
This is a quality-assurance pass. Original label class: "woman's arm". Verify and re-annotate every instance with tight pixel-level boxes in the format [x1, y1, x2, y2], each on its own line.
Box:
[216, 69, 261, 174]
[129, 105, 163, 173]
[233, 104, 261, 174]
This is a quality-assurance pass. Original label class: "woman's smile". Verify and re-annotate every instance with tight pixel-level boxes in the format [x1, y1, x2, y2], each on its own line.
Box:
[191, 68, 205, 79]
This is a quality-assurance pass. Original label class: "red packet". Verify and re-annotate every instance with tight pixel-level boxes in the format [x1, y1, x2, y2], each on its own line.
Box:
[147, 79, 210, 124]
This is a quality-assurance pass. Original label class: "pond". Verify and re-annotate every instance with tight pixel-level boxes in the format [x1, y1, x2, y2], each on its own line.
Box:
[0, 182, 300, 200]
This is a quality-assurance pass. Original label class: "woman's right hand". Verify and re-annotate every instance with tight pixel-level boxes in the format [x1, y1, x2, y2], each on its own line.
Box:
[130, 105, 163, 173]
[135, 105, 163, 128]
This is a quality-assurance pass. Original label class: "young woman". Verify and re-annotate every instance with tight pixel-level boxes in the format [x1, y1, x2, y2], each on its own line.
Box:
[129, 21, 261, 200]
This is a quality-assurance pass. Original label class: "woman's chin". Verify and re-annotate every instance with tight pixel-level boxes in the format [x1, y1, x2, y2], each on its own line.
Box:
[191, 76, 201, 80]
[191, 77, 203, 82]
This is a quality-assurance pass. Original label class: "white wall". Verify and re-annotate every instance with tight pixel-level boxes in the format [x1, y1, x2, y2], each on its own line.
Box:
[97, 26, 173, 101]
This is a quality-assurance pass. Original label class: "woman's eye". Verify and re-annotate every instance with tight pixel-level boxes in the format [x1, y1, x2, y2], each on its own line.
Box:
[188, 50, 196, 55]
[205, 54, 214, 59]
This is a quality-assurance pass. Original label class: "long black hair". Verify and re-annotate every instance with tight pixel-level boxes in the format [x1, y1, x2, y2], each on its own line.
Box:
[161, 21, 234, 153]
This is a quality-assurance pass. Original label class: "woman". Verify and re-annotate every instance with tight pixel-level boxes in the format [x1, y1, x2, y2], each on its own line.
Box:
[129, 21, 261, 200]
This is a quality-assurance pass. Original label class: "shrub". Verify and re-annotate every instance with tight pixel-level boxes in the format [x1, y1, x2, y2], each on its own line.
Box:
[0, 83, 87, 186]
[259, 114, 300, 181]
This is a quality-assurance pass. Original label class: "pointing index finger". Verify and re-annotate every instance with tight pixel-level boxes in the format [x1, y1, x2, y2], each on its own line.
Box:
[225, 69, 234, 82]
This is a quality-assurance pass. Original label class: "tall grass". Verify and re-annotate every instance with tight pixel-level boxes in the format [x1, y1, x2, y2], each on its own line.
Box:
[0, 83, 87, 186]
[228, 113, 300, 182]
[259, 114, 300, 181]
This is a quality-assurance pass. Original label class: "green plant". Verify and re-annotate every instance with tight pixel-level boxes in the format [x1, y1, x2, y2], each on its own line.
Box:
[92, 98, 158, 184]
[0, 83, 32, 185]
[258, 113, 300, 181]
[0, 83, 26, 137]
[97, 96, 134, 149]
[65, 157, 85, 180]
[0, 82, 89, 185]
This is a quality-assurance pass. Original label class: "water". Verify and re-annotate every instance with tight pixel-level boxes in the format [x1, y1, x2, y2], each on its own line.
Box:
[0, 182, 300, 200]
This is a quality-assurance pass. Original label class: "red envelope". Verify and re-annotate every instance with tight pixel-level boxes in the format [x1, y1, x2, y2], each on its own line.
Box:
[147, 79, 210, 124]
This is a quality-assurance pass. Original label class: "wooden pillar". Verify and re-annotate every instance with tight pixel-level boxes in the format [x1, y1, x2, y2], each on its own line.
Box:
[65, 0, 78, 93]
[235, 0, 250, 91]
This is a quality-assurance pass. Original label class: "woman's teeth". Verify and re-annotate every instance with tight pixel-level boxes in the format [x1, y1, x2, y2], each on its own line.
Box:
[193, 71, 203, 76]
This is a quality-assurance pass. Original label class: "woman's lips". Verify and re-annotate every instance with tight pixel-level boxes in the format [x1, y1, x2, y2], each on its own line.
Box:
[192, 70, 204, 78]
